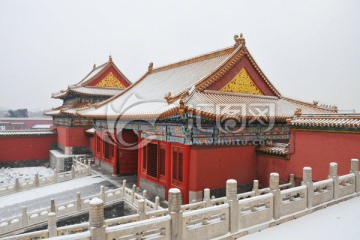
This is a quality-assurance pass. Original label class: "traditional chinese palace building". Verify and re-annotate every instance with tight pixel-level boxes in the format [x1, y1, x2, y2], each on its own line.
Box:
[45, 56, 131, 155]
[74, 34, 338, 203]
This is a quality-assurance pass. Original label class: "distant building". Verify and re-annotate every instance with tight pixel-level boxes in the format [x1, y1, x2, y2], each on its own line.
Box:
[0, 118, 53, 131]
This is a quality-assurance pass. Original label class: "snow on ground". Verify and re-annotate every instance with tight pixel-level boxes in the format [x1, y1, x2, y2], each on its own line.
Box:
[241, 196, 360, 240]
[0, 175, 113, 219]
[0, 167, 53, 187]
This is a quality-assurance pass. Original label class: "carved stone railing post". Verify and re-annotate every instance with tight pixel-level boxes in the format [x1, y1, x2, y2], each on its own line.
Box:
[88, 162, 91, 175]
[53, 169, 58, 183]
[131, 184, 136, 204]
[138, 199, 146, 220]
[302, 167, 313, 208]
[169, 188, 183, 240]
[71, 165, 75, 179]
[289, 174, 296, 188]
[34, 174, 40, 187]
[21, 206, 28, 227]
[252, 180, 260, 196]
[122, 180, 126, 198]
[350, 159, 360, 193]
[99, 185, 105, 202]
[143, 190, 147, 200]
[48, 212, 57, 238]
[76, 192, 82, 211]
[270, 173, 280, 220]
[89, 197, 106, 240]
[203, 188, 211, 207]
[50, 198, 56, 213]
[329, 162, 339, 200]
[14, 178, 20, 192]
[154, 196, 160, 210]
[226, 179, 238, 233]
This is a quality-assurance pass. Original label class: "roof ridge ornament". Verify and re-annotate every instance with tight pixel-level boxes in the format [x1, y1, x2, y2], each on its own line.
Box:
[234, 33, 245, 47]
[93, 64, 96, 69]
[148, 62, 153, 72]
[109, 55, 113, 62]
[294, 108, 302, 118]
[164, 92, 172, 103]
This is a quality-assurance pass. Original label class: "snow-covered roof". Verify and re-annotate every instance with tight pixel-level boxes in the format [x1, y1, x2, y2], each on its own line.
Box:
[78, 46, 236, 118]
[51, 57, 131, 99]
[31, 124, 52, 129]
[257, 143, 290, 155]
[0, 130, 56, 136]
[186, 91, 335, 120]
[289, 114, 360, 128]
[77, 37, 336, 120]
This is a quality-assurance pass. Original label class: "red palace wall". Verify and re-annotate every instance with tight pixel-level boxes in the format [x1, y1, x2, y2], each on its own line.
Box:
[57, 126, 89, 148]
[257, 129, 360, 186]
[189, 145, 257, 192]
[0, 135, 57, 162]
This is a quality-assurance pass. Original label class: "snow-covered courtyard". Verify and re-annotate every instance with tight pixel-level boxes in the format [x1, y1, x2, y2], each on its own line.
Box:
[0, 166, 54, 187]
[241, 196, 360, 240]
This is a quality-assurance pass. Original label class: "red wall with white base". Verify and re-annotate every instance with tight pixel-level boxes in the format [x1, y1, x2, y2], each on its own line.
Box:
[257, 129, 360, 186]
[0, 135, 57, 162]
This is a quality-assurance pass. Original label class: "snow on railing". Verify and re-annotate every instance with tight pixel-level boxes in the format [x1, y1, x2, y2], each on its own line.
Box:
[0, 158, 91, 197]
[5, 159, 360, 240]
[0, 179, 163, 237]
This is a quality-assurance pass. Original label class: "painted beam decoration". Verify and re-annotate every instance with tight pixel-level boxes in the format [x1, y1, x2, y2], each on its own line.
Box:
[94, 119, 290, 146]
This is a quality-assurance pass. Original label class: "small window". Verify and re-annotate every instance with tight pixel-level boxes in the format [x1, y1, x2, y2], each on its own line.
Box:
[142, 145, 147, 170]
[147, 143, 158, 178]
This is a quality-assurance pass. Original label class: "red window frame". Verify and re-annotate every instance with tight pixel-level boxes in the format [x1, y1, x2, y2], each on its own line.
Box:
[172, 146, 183, 186]
[96, 135, 101, 154]
[143, 141, 167, 181]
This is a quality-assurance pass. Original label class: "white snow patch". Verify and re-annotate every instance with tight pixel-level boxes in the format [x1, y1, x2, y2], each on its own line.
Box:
[0, 167, 54, 187]
[90, 197, 103, 205]
[0, 175, 104, 208]
[241, 196, 360, 240]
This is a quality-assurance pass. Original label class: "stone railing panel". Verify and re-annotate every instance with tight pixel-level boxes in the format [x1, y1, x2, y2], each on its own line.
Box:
[280, 185, 307, 216]
[105, 214, 140, 227]
[338, 173, 356, 198]
[182, 204, 229, 240]
[313, 179, 334, 206]
[57, 222, 89, 236]
[181, 201, 207, 212]
[238, 193, 273, 228]
[5, 230, 49, 240]
[105, 215, 171, 240]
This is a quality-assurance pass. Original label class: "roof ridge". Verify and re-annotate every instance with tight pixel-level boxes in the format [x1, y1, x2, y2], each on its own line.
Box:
[76, 61, 110, 87]
[202, 89, 279, 99]
[150, 46, 235, 74]
[282, 96, 337, 112]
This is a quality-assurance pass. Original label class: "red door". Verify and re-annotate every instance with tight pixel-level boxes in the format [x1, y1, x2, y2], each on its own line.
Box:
[118, 130, 138, 174]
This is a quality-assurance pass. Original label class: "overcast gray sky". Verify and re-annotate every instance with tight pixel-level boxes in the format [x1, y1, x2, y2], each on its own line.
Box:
[0, 0, 359, 112]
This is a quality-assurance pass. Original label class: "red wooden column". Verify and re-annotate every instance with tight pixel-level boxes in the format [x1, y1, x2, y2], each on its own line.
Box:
[94, 132, 98, 158]
[183, 144, 191, 204]
[113, 130, 118, 175]
[137, 131, 142, 187]
[165, 142, 172, 200]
